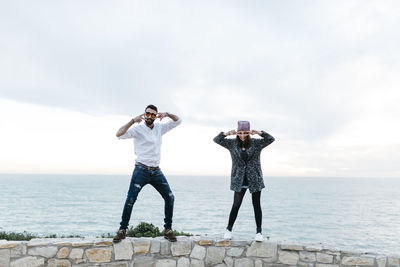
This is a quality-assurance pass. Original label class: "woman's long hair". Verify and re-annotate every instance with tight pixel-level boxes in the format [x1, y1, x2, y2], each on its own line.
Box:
[236, 135, 252, 149]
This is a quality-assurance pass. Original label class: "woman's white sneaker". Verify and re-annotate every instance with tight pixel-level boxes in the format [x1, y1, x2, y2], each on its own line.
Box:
[254, 233, 264, 242]
[224, 230, 232, 240]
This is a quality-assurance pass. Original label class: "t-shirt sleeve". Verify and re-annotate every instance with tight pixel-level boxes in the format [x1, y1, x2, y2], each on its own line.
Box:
[118, 127, 137, 139]
[160, 118, 182, 135]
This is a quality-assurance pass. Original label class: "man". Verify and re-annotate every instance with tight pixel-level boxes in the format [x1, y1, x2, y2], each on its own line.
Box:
[113, 104, 182, 243]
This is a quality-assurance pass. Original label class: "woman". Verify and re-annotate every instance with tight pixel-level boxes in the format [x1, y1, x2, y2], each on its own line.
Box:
[213, 121, 275, 241]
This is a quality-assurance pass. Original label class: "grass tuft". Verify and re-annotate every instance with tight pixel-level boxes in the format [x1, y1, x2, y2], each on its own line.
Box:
[1, 222, 192, 241]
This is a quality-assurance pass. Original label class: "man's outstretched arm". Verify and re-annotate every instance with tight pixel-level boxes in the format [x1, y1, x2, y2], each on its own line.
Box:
[158, 112, 182, 135]
[116, 114, 144, 137]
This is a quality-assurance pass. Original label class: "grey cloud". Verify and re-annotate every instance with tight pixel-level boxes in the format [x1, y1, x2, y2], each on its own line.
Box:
[1, 0, 399, 141]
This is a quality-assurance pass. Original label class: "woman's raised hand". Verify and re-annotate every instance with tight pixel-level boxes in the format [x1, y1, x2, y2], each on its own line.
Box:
[250, 130, 262, 135]
[224, 130, 237, 136]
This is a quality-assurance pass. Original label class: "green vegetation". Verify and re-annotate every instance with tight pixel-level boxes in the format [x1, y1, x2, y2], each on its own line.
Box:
[0, 231, 37, 241]
[0, 231, 83, 241]
[1, 222, 192, 241]
[127, 222, 192, 238]
[101, 222, 193, 238]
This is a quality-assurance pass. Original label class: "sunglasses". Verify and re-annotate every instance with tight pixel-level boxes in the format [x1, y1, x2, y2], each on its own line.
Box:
[145, 112, 157, 119]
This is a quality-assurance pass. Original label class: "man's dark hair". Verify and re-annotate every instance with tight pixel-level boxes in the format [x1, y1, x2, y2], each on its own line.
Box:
[236, 135, 252, 149]
[145, 104, 158, 112]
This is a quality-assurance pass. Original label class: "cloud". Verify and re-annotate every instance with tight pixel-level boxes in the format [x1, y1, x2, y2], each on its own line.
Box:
[1, 1, 400, 176]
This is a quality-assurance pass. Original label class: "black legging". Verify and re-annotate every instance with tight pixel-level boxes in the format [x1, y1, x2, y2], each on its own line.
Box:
[227, 188, 262, 233]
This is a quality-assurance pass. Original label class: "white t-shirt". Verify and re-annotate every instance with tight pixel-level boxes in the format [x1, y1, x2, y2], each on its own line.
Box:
[118, 118, 182, 167]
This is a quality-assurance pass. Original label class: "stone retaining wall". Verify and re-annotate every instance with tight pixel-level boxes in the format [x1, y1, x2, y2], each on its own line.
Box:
[0, 237, 399, 267]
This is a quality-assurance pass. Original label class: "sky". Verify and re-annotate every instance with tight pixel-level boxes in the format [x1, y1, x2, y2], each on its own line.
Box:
[1, 1, 399, 177]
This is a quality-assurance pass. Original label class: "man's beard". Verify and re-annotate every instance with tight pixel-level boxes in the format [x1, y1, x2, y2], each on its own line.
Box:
[145, 118, 154, 126]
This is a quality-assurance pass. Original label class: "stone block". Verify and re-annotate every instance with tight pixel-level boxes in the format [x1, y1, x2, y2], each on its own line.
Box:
[377, 257, 387, 267]
[255, 259, 263, 267]
[133, 239, 151, 255]
[317, 253, 334, 263]
[114, 239, 133, 260]
[224, 257, 234, 267]
[71, 240, 93, 247]
[68, 248, 84, 264]
[278, 251, 299, 265]
[47, 259, 72, 267]
[227, 247, 244, 257]
[205, 247, 225, 266]
[316, 264, 339, 267]
[342, 256, 375, 266]
[155, 259, 176, 267]
[324, 250, 340, 255]
[190, 259, 204, 267]
[151, 240, 161, 254]
[0, 249, 10, 267]
[133, 256, 155, 267]
[0, 241, 20, 249]
[389, 257, 400, 267]
[57, 247, 69, 259]
[171, 240, 192, 256]
[299, 262, 314, 267]
[246, 242, 278, 259]
[305, 245, 323, 252]
[300, 251, 316, 262]
[198, 239, 214, 246]
[10, 244, 27, 257]
[10, 256, 44, 267]
[190, 245, 206, 260]
[215, 240, 230, 247]
[100, 263, 129, 267]
[28, 246, 58, 258]
[27, 239, 50, 247]
[95, 241, 113, 246]
[235, 258, 254, 267]
[54, 242, 72, 247]
[230, 240, 251, 247]
[85, 248, 112, 263]
[160, 240, 172, 255]
[280, 244, 304, 251]
[177, 257, 190, 267]
[341, 250, 359, 256]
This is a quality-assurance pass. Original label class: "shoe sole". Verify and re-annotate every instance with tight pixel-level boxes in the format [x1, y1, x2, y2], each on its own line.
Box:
[164, 236, 177, 242]
[113, 237, 126, 243]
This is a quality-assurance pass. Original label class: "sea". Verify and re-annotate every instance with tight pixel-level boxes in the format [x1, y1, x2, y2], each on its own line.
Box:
[0, 174, 399, 255]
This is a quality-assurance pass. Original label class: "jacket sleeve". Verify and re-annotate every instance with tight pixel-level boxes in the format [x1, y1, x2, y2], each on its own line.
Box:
[213, 132, 232, 149]
[258, 130, 275, 148]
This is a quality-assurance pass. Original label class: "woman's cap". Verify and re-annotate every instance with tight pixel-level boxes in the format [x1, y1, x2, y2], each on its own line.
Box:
[237, 121, 250, 131]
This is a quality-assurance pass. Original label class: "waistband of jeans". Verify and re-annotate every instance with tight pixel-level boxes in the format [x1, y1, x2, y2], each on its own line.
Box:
[135, 162, 160, 171]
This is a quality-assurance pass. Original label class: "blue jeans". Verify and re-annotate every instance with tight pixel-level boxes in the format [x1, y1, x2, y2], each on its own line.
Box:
[119, 164, 175, 230]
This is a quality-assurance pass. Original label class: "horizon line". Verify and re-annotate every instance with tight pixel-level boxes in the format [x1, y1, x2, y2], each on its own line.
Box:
[0, 172, 399, 179]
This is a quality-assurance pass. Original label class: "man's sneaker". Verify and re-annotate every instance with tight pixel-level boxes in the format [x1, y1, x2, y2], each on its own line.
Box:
[164, 229, 177, 242]
[113, 229, 126, 243]
[224, 229, 232, 240]
[254, 233, 264, 242]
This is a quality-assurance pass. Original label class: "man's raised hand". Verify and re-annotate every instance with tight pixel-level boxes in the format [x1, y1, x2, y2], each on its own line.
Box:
[133, 113, 145, 123]
[156, 112, 169, 121]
